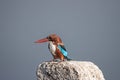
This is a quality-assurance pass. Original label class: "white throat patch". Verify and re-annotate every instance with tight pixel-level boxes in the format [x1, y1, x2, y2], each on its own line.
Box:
[48, 41, 56, 56]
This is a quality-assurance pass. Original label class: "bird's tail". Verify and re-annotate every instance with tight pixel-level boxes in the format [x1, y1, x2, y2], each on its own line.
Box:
[64, 56, 72, 61]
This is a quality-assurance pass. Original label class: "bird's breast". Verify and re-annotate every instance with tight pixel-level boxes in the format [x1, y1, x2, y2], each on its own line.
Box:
[48, 42, 56, 56]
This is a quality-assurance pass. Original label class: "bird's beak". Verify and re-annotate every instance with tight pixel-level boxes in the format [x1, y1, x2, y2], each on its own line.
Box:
[34, 38, 48, 43]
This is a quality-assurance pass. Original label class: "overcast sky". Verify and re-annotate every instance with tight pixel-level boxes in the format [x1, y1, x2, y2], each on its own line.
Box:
[0, 0, 120, 80]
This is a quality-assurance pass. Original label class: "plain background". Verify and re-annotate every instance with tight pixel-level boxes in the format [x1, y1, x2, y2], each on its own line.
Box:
[0, 0, 120, 80]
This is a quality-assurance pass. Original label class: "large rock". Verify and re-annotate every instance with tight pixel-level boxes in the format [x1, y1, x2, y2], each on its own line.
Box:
[36, 61, 105, 80]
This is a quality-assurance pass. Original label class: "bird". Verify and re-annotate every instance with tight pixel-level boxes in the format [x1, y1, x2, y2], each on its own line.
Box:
[35, 34, 71, 61]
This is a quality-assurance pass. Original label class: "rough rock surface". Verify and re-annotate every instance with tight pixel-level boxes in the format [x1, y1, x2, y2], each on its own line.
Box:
[36, 61, 105, 80]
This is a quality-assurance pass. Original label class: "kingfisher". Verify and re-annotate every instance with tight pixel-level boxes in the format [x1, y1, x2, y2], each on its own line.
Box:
[35, 34, 71, 61]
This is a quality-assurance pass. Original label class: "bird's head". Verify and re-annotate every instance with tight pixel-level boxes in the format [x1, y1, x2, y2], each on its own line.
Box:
[35, 34, 62, 44]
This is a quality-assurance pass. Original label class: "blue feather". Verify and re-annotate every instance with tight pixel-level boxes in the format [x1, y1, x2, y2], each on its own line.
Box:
[58, 45, 68, 57]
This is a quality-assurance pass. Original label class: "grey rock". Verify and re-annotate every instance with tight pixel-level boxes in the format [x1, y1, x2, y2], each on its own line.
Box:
[36, 61, 105, 80]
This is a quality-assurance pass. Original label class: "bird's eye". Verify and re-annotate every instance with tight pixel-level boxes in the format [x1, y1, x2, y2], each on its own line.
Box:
[48, 36, 52, 41]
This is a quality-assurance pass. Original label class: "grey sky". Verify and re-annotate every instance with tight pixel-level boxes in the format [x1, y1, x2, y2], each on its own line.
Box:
[0, 0, 120, 80]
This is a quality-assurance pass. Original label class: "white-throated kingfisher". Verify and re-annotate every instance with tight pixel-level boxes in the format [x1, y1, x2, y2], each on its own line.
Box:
[35, 34, 71, 61]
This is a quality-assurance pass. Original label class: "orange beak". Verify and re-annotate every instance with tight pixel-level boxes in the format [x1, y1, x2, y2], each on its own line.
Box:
[34, 38, 48, 43]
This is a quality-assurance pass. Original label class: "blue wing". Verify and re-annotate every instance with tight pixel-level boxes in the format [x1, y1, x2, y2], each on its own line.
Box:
[58, 45, 68, 57]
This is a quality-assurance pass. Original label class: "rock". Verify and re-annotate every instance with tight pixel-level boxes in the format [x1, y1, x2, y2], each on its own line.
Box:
[36, 61, 105, 80]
